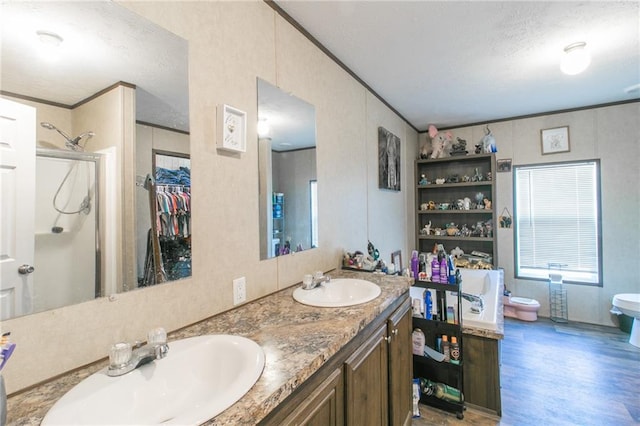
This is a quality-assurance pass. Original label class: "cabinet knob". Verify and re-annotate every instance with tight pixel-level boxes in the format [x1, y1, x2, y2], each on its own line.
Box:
[391, 328, 399, 336]
[384, 336, 392, 343]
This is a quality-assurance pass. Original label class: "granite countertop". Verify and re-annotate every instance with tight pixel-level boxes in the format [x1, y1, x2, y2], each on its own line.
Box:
[7, 270, 411, 426]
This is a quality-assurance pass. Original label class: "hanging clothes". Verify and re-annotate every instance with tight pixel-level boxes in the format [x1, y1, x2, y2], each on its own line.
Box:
[154, 184, 192, 281]
[155, 185, 191, 238]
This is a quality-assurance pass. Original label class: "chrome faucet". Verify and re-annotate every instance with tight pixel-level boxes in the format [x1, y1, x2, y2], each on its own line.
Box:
[301, 272, 331, 290]
[461, 292, 484, 313]
[107, 327, 169, 377]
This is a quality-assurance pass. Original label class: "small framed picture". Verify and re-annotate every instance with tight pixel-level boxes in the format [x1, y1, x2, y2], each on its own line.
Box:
[541, 126, 570, 155]
[217, 104, 247, 153]
[497, 158, 512, 173]
[391, 250, 402, 275]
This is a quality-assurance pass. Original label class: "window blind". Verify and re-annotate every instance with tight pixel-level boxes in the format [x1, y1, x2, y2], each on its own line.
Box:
[514, 161, 601, 284]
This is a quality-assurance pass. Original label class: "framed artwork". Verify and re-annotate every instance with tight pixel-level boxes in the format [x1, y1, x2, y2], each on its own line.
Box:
[378, 127, 401, 191]
[497, 158, 512, 173]
[541, 126, 570, 155]
[391, 250, 402, 275]
[217, 104, 247, 152]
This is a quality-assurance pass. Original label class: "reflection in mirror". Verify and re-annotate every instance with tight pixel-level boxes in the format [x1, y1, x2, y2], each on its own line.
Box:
[257, 78, 318, 259]
[0, 2, 189, 320]
[136, 149, 191, 287]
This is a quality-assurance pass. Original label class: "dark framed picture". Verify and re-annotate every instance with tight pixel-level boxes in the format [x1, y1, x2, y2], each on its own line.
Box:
[497, 158, 512, 173]
[541, 126, 570, 154]
[378, 127, 401, 191]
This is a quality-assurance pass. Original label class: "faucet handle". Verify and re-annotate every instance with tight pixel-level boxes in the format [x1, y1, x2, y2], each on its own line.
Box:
[148, 327, 167, 346]
[109, 342, 132, 368]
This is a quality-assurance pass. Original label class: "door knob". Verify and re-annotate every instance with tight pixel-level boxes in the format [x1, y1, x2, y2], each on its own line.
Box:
[18, 264, 35, 275]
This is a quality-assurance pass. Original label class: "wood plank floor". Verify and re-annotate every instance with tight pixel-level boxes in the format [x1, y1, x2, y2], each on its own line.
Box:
[412, 317, 640, 425]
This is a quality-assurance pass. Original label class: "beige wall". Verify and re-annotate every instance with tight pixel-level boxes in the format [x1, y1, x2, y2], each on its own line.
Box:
[3, 1, 418, 393]
[431, 102, 640, 326]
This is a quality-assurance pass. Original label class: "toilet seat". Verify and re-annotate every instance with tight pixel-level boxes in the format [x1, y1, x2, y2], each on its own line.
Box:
[511, 297, 538, 306]
[612, 293, 640, 313]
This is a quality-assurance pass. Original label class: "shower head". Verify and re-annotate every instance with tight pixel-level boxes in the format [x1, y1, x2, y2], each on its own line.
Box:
[40, 122, 94, 152]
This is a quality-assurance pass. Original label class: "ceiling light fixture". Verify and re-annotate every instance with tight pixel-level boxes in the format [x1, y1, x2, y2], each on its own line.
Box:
[36, 30, 63, 47]
[36, 30, 64, 63]
[560, 42, 591, 75]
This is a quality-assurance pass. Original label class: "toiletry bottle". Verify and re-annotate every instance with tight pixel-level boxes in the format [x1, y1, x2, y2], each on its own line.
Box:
[448, 255, 456, 284]
[419, 378, 463, 403]
[431, 257, 440, 283]
[450, 336, 460, 364]
[446, 306, 455, 324]
[441, 335, 450, 362]
[418, 253, 427, 281]
[424, 290, 432, 320]
[411, 250, 419, 280]
[439, 255, 448, 283]
[412, 328, 426, 356]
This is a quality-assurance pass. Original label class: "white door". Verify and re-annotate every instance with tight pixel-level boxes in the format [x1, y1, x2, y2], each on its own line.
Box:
[0, 98, 36, 320]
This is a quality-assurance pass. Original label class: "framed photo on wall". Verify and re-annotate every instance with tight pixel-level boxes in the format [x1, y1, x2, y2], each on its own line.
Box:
[217, 104, 247, 153]
[378, 127, 401, 191]
[541, 126, 570, 155]
[497, 158, 512, 172]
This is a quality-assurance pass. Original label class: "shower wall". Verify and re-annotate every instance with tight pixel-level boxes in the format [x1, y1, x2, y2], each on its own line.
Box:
[34, 153, 97, 312]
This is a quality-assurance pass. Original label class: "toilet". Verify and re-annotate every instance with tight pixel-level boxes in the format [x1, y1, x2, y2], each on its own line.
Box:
[503, 296, 541, 321]
[612, 293, 640, 348]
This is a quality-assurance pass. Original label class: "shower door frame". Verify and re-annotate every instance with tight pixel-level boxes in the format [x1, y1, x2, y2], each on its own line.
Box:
[36, 148, 102, 299]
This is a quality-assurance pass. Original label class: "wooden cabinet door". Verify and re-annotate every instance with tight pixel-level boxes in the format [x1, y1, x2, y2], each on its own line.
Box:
[344, 323, 388, 426]
[462, 333, 502, 416]
[387, 299, 413, 426]
[281, 368, 344, 426]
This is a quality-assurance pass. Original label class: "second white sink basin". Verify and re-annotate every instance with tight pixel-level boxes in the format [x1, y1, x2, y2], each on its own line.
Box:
[42, 334, 265, 425]
[293, 278, 381, 307]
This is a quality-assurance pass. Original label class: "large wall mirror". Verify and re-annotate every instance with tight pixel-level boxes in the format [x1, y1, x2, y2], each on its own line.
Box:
[257, 78, 318, 259]
[0, 2, 190, 320]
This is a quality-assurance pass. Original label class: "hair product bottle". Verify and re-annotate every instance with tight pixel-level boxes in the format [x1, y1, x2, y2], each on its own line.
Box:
[450, 336, 460, 364]
[441, 335, 450, 362]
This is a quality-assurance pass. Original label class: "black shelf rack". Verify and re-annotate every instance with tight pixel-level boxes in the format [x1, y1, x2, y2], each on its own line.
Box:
[412, 279, 465, 419]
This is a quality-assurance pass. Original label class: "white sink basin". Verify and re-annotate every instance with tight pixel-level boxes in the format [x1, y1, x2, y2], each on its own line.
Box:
[42, 335, 265, 425]
[292, 278, 381, 307]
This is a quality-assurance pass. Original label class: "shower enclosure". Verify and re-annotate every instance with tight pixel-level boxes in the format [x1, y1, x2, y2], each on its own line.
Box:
[34, 149, 100, 313]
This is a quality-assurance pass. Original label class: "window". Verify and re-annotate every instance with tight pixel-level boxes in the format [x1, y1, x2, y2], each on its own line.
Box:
[513, 160, 601, 285]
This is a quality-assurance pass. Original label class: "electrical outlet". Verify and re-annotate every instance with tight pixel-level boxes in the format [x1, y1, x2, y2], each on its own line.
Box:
[233, 277, 246, 305]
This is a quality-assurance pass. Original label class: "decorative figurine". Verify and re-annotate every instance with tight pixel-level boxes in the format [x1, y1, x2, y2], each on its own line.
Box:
[481, 125, 497, 153]
[450, 137, 468, 156]
[450, 246, 465, 259]
[421, 221, 432, 235]
[463, 197, 471, 210]
[427, 124, 453, 159]
[367, 240, 380, 260]
[419, 174, 429, 185]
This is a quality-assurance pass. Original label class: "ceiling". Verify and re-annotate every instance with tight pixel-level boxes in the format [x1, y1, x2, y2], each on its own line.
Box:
[273, 1, 640, 131]
[1, 2, 638, 136]
[0, 1, 189, 132]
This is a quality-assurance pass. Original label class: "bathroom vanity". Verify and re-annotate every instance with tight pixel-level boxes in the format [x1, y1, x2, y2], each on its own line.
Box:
[6, 270, 412, 425]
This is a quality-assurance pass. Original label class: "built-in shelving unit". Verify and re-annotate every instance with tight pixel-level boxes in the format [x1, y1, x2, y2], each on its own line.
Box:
[415, 153, 497, 267]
